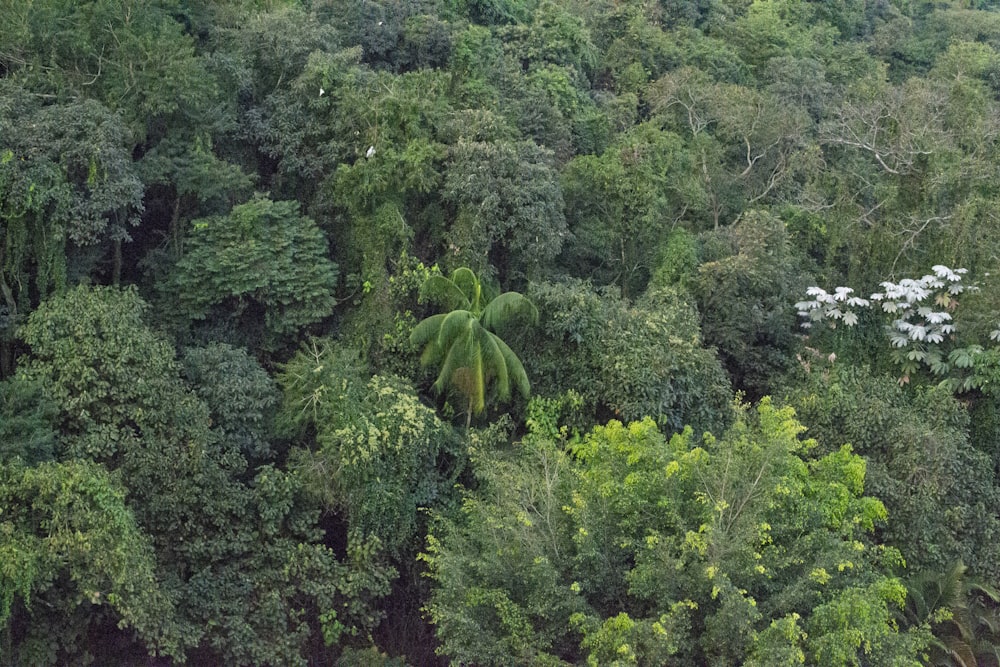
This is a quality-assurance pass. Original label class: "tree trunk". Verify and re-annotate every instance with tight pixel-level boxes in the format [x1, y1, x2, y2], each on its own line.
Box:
[0, 274, 16, 378]
[170, 195, 182, 259]
[112, 238, 122, 286]
[1, 623, 10, 667]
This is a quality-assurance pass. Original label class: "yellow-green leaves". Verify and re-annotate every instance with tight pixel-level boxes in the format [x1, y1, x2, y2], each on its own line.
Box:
[425, 399, 922, 664]
[0, 459, 182, 660]
[279, 339, 462, 555]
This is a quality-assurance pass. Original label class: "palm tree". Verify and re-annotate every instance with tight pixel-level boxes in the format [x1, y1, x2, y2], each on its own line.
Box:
[901, 561, 1000, 667]
[410, 268, 537, 427]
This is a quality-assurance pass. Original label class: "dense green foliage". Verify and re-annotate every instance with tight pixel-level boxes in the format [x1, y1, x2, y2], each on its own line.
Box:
[783, 364, 1000, 581]
[1, 459, 180, 664]
[278, 339, 464, 557]
[525, 279, 733, 434]
[164, 195, 338, 346]
[3, 0, 1000, 663]
[424, 400, 928, 665]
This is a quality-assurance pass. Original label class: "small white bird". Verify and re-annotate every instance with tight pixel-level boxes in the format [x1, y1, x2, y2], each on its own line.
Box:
[366, 145, 376, 158]
[319, 87, 325, 97]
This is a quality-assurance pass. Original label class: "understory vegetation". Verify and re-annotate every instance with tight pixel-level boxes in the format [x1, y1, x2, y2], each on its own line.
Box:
[4, 0, 1000, 664]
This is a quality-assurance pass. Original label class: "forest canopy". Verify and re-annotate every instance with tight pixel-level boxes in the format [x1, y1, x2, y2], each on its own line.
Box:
[4, 0, 1000, 665]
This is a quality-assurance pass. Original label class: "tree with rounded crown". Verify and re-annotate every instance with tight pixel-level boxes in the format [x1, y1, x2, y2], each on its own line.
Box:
[410, 268, 537, 427]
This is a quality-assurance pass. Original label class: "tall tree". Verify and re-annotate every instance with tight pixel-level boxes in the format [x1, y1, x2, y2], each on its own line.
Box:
[782, 363, 1000, 583]
[277, 339, 464, 556]
[524, 279, 733, 435]
[0, 89, 143, 374]
[561, 122, 702, 296]
[687, 210, 811, 399]
[0, 0, 215, 139]
[423, 400, 930, 665]
[443, 140, 567, 284]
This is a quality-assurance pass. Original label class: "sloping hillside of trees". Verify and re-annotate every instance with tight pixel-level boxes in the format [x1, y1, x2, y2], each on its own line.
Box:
[4, 1, 1000, 664]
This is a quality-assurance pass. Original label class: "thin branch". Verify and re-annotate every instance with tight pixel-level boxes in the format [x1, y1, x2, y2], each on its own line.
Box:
[890, 215, 952, 277]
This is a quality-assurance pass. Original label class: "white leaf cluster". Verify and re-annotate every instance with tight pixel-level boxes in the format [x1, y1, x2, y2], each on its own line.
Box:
[797, 265, 975, 348]
[872, 270, 969, 347]
[795, 286, 868, 329]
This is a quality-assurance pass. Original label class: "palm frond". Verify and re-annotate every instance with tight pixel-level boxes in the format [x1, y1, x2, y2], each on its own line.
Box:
[494, 334, 530, 399]
[420, 275, 471, 311]
[481, 291, 539, 334]
[903, 584, 931, 626]
[410, 313, 447, 347]
[969, 580, 1000, 606]
[450, 268, 480, 309]
[420, 342, 444, 369]
[478, 274, 501, 305]
[437, 310, 477, 350]
[907, 561, 968, 625]
[433, 327, 475, 396]
[941, 634, 977, 667]
[973, 640, 1000, 667]
[938, 562, 971, 615]
[479, 329, 510, 402]
[435, 330, 487, 414]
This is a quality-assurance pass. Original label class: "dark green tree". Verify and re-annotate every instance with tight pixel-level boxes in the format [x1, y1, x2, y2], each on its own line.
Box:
[443, 140, 567, 284]
[560, 123, 702, 296]
[782, 363, 1000, 583]
[0, 0, 216, 142]
[12, 286, 392, 664]
[0, 378, 57, 465]
[687, 210, 811, 399]
[163, 195, 338, 347]
[0, 89, 143, 373]
[181, 342, 280, 461]
[524, 279, 732, 435]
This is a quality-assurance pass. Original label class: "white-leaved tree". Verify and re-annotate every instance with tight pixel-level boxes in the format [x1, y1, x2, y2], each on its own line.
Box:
[796, 265, 1000, 389]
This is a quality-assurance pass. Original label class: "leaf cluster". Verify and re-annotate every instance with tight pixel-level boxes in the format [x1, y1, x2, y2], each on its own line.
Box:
[423, 400, 927, 665]
[165, 195, 338, 344]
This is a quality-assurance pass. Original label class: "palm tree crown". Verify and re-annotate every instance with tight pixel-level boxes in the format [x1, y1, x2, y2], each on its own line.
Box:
[902, 560, 1000, 667]
[410, 268, 538, 423]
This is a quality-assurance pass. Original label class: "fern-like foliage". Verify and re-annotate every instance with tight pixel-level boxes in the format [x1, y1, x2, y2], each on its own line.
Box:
[902, 561, 1000, 667]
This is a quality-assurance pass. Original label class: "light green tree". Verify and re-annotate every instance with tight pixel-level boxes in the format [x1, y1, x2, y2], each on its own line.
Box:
[277, 339, 464, 556]
[410, 267, 537, 426]
[0, 459, 183, 666]
[423, 399, 931, 665]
